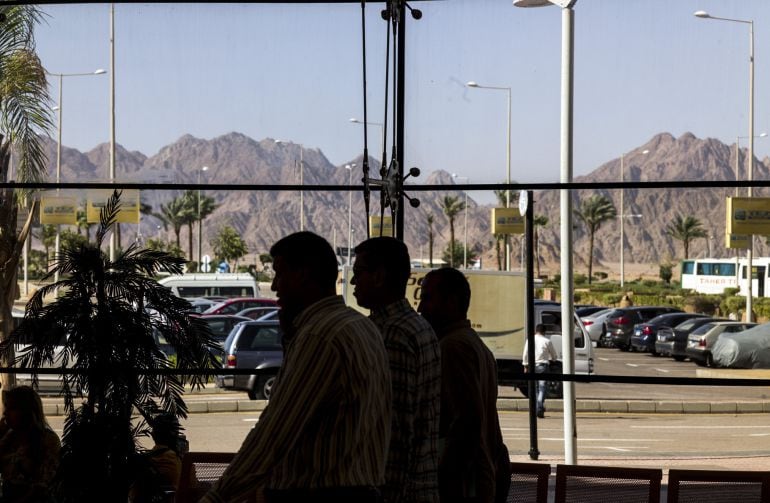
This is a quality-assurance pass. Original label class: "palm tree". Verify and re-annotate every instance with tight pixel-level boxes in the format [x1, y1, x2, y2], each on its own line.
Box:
[0, 5, 54, 392]
[575, 195, 617, 284]
[440, 195, 465, 268]
[493, 233, 505, 271]
[534, 214, 549, 278]
[180, 189, 218, 261]
[158, 195, 193, 251]
[3, 191, 219, 501]
[666, 214, 707, 259]
[426, 213, 435, 268]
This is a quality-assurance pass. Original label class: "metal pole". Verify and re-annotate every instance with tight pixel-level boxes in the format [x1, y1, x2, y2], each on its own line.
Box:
[620, 153, 624, 288]
[54, 75, 62, 284]
[197, 168, 203, 268]
[506, 88, 512, 271]
[463, 189, 468, 268]
[746, 20, 754, 322]
[395, 1, 406, 241]
[109, 3, 116, 261]
[299, 148, 304, 232]
[525, 190, 538, 460]
[347, 164, 353, 265]
[560, 5, 577, 465]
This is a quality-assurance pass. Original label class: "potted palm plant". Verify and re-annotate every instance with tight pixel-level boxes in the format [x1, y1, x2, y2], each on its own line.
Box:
[1, 190, 220, 502]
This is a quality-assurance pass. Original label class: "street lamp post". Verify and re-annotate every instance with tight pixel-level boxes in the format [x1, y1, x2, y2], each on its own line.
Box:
[197, 165, 209, 269]
[345, 163, 356, 265]
[275, 140, 305, 231]
[514, 0, 578, 464]
[465, 82, 511, 270]
[47, 68, 106, 283]
[620, 149, 649, 288]
[349, 118, 385, 159]
[696, 9, 755, 321]
[452, 174, 469, 268]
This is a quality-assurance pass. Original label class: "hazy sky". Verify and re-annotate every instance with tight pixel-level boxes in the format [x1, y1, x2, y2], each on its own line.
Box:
[34, 1, 770, 202]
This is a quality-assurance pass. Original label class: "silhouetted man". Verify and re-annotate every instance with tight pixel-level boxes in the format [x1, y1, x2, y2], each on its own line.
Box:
[418, 267, 509, 503]
[352, 237, 441, 503]
[202, 232, 392, 503]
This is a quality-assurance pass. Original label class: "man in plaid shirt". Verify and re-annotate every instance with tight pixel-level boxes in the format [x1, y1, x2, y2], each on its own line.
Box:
[352, 237, 441, 503]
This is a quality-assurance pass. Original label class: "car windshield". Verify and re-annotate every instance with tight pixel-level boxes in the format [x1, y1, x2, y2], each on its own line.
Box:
[691, 323, 716, 336]
[585, 308, 612, 319]
[676, 318, 707, 331]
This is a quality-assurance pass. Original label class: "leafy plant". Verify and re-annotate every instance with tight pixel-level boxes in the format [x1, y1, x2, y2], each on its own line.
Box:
[2, 190, 220, 502]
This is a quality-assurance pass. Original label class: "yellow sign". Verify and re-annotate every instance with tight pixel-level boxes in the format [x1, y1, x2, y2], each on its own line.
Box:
[725, 233, 751, 249]
[87, 189, 140, 224]
[369, 215, 394, 237]
[726, 197, 770, 236]
[491, 207, 524, 235]
[40, 195, 77, 225]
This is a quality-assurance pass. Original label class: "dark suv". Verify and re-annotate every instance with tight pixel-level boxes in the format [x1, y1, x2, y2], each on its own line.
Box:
[604, 306, 683, 351]
[215, 320, 283, 400]
[629, 313, 708, 354]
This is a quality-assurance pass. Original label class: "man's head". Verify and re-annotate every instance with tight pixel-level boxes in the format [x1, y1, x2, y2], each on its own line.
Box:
[351, 237, 411, 309]
[535, 323, 545, 335]
[270, 232, 338, 318]
[417, 267, 471, 332]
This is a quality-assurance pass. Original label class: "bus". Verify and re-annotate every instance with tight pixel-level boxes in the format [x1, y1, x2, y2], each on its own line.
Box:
[680, 257, 770, 297]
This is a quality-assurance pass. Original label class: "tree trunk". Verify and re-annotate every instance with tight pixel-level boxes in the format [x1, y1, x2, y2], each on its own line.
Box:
[187, 222, 194, 261]
[449, 219, 455, 268]
[535, 228, 541, 278]
[588, 229, 595, 284]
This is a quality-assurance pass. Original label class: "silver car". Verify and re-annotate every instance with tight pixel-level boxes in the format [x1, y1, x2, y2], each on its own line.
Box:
[580, 308, 613, 346]
[686, 321, 756, 367]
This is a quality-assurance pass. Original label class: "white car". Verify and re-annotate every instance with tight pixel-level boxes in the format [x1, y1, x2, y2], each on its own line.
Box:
[686, 321, 756, 367]
[580, 308, 614, 346]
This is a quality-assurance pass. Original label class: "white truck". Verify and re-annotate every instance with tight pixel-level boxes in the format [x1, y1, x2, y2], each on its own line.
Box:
[340, 267, 594, 397]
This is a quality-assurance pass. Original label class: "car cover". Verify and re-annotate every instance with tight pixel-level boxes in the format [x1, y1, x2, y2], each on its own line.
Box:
[712, 323, 770, 369]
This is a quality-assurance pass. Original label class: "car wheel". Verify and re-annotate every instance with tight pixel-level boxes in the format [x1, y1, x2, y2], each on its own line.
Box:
[249, 374, 276, 400]
[673, 355, 686, 362]
[651, 349, 659, 357]
[546, 379, 563, 399]
[518, 386, 529, 398]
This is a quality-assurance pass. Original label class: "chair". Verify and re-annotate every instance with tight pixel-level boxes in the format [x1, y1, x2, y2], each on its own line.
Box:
[554, 464, 662, 503]
[507, 461, 551, 503]
[175, 452, 236, 503]
[666, 469, 770, 502]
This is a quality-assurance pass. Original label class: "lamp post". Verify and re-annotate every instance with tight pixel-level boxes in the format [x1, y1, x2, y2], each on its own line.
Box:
[109, 3, 116, 261]
[620, 149, 649, 288]
[349, 118, 385, 159]
[345, 163, 356, 265]
[465, 81, 511, 270]
[47, 68, 107, 283]
[275, 140, 305, 231]
[197, 165, 209, 269]
[735, 133, 767, 196]
[514, 0, 577, 464]
[696, 9, 755, 321]
[452, 174, 469, 268]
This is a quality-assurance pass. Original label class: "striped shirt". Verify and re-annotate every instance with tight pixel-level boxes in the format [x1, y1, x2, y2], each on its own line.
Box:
[201, 295, 392, 503]
[370, 298, 441, 503]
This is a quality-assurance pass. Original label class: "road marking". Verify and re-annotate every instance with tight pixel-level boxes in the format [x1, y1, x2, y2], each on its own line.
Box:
[632, 425, 770, 429]
[598, 357, 610, 361]
[539, 437, 664, 442]
[242, 418, 259, 423]
[626, 364, 639, 367]
[656, 368, 670, 373]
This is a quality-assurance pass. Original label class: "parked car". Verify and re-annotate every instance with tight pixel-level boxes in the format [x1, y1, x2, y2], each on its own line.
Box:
[203, 297, 278, 315]
[188, 297, 222, 314]
[575, 306, 606, 318]
[198, 314, 252, 347]
[686, 321, 756, 367]
[215, 320, 283, 400]
[604, 306, 684, 351]
[712, 323, 770, 368]
[655, 317, 726, 361]
[580, 308, 614, 346]
[630, 313, 709, 354]
[236, 306, 280, 320]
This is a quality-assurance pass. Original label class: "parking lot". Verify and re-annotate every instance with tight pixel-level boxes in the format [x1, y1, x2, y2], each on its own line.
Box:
[500, 346, 770, 402]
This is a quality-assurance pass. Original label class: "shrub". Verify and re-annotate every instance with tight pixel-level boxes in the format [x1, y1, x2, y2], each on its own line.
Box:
[602, 293, 622, 306]
[683, 295, 720, 315]
[594, 271, 608, 280]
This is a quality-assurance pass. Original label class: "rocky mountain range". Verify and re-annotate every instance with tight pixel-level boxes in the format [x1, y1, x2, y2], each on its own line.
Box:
[34, 131, 770, 275]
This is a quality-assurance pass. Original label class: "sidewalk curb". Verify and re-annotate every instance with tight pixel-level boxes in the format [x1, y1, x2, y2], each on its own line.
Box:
[41, 398, 770, 417]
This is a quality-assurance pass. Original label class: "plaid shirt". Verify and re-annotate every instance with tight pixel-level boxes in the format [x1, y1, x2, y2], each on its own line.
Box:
[202, 296, 392, 503]
[371, 298, 441, 503]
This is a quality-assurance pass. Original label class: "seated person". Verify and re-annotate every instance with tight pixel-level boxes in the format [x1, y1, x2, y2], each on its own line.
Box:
[0, 385, 61, 502]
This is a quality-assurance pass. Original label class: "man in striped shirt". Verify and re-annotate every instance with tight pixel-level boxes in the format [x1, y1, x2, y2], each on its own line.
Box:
[202, 232, 392, 503]
[352, 237, 441, 503]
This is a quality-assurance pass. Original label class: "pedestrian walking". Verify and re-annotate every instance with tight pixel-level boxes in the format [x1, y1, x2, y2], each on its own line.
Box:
[522, 323, 558, 418]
